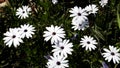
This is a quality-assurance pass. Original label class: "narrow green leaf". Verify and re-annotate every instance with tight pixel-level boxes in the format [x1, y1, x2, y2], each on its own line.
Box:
[91, 28, 105, 41]
[117, 8, 120, 29]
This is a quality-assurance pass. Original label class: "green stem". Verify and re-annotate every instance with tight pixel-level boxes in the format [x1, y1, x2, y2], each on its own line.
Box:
[90, 62, 93, 68]
[114, 64, 118, 68]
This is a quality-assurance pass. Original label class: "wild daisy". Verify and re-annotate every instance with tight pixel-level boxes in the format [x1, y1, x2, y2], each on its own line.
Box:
[99, 0, 108, 7]
[72, 18, 89, 31]
[3, 28, 23, 47]
[46, 54, 69, 68]
[80, 35, 97, 51]
[52, 0, 58, 4]
[52, 39, 73, 58]
[69, 6, 88, 22]
[43, 25, 65, 44]
[19, 24, 35, 39]
[84, 4, 98, 14]
[102, 45, 120, 64]
[16, 5, 31, 19]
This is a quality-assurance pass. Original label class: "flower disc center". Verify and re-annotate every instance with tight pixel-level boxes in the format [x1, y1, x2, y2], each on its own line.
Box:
[12, 35, 16, 38]
[22, 11, 25, 13]
[111, 52, 115, 56]
[24, 29, 28, 32]
[78, 13, 81, 16]
[87, 41, 90, 44]
[60, 46, 64, 49]
[52, 32, 56, 35]
[56, 61, 61, 65]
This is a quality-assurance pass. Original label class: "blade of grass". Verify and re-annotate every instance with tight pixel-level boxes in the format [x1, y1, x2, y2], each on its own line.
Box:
[117, 6, 120, 29]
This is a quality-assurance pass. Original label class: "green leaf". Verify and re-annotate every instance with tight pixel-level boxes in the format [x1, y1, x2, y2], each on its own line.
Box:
[117, 7, 120, 29]
[91, 28, 105, 41]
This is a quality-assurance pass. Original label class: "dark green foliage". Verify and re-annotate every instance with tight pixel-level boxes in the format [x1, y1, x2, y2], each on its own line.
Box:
[0, 0, 120, 68]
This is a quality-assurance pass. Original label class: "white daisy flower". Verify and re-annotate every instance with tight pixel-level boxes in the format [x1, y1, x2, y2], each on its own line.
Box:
[84, 4, 98, 14]
[3, 28, 23, 47]
[72, 18, 89, 31]
[16, 5, 31, 19]
[46, 54, 69, 68]
[52, 0, 58, 4]
[99, 0, 108, 7]
[80, 35, 97, 51]
[19, 24, 35, 39]
[102, 45, 120, 64]
[52, 39, 73, 58]
[43, 25, 65, 44]
[69, 6, 88, 22]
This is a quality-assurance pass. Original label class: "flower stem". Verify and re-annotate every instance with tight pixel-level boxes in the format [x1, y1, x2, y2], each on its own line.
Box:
[114, 64, 118, 68]
[90, 62, 93, 68]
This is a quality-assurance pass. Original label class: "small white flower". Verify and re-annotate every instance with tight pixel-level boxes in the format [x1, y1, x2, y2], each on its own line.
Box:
[46, 54, 69, 68]
[52, 0, 58, 4]
[69, 6, 88, 22]
[80, 36, 97, 51]
[16, 5, 31, 19]
[72, 18, 89, 31]
[84, 4, 98, 14]
[52, 39, 73, 58]
[3, 28, 23, 47]
[102, 45, 120, 64]
[43, 25, 65, 44]
[99, 0, 108, 7]
[19, 24, 35, 39]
